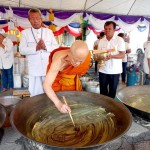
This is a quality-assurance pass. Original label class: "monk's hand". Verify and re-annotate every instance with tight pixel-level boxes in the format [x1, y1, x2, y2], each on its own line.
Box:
[61, 104, 71, 113]
[55, 101, 71, 113]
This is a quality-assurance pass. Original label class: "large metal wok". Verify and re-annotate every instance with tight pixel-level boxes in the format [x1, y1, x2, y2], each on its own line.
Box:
[116, 85, 150, 121]
[11, 91, 132, 149]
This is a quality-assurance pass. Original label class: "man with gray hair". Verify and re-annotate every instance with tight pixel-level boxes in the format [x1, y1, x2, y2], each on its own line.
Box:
[19, 8, 59, 96]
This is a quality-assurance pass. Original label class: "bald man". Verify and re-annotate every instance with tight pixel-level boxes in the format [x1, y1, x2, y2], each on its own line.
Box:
[43, 40, 91, 113]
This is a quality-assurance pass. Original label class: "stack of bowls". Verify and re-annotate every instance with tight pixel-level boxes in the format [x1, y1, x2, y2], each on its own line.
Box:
[0, 96, 21, 127]
[85, 81, 100, 94]
[80, 76, 93, 89]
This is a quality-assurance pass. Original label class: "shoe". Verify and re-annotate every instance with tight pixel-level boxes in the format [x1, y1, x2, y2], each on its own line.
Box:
[1, 88, 7, 92]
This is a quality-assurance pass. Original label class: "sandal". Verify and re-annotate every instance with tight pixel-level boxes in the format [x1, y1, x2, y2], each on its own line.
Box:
[9, 88, 14, 92]
[1, 88, 7, 92]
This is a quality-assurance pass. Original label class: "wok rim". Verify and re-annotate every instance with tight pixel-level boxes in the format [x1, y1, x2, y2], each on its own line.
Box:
[0, 96, 21, 108]
[10, 91, 132, 149]
[0, 103, 7, 128]
[116, 85, 150, 114]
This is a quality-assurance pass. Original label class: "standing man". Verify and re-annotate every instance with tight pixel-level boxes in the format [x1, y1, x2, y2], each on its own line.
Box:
[0, 29, 14, 92]
[19, 8, 59, 96]
[98, 21, 125, 98]
[93, 32, 105, 73]
[143, 41, 150, 85]
[118, 33, 131, 84]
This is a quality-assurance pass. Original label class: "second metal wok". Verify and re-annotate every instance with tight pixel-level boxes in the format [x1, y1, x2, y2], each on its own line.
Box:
[116, 85, 150, 121]
[11, 91, 132, 149]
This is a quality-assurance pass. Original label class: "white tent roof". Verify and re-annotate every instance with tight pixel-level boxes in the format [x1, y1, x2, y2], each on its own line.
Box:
[0, 0, 150, 17]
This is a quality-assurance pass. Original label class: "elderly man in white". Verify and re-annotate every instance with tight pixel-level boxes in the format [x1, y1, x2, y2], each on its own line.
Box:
[19, 8, 59, 97]
[0, 29, 14, 92]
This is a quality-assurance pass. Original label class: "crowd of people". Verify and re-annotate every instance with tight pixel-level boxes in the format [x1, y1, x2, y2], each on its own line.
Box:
[0, 8, 150, 113]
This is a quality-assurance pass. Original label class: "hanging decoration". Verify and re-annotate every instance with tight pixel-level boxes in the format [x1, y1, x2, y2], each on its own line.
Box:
[69, 22, 80, 28]
[0, 19, 8, 24]
[49, 24, 56, 32]
[66, 25, 81, 37]
[88, 25, 103, 35]
[49, 8, 54, 21]
[43, 21, 52, 26]
[87, 14, 115, 30]
[137, 24, 147, 32]
[116, 18, 141, 33]
[2, 26, 8, 32]
[53, 27, 65, 36]
[48, 8, 56, 32]
[81, 19, 89, 41]
[1, 6, 150, 38]
[8, 21, 15, 30]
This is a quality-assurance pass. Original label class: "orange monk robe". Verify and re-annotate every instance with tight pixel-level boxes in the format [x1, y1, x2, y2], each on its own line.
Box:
[47, 47, 91, 91]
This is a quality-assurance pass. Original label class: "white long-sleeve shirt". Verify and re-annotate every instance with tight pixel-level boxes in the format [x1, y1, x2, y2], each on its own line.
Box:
[19, 27, 59, 76]
[0, 37, 13, 69]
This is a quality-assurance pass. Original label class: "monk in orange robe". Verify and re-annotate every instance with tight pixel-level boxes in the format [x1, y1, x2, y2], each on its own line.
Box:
[43, 40, 91, 113]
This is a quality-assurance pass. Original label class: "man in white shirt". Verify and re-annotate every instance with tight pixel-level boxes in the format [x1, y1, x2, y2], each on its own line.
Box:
[0, 29, 14, 92]
[118, 33, 131, 84]
[98, 21, 125, 98]
[19, 8, 59, 97]
[143, 41, 150, 85]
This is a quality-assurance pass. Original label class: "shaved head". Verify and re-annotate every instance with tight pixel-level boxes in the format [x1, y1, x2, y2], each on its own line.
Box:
[70, 40, 89, 59]
[67, 40, 89, 67]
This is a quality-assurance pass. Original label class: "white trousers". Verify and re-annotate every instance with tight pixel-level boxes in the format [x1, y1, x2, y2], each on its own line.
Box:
[29, 76, 45, 97]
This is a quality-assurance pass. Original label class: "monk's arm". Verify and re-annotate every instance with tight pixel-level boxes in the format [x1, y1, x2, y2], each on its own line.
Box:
[43, 56, 71, 113]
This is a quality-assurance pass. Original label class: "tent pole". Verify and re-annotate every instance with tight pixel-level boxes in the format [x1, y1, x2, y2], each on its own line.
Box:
[19, 0, 21, 7]
[85, 0, 103, 11]
[127, 0, 137, 15]
[83, 0, 88, 11]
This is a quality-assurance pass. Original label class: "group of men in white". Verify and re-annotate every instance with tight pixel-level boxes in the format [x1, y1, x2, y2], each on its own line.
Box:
[0, 8, 59, 96]
[0, 8, 150, 98]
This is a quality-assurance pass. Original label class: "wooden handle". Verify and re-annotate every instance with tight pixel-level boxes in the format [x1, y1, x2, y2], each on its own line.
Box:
[63, 96, 75, 127]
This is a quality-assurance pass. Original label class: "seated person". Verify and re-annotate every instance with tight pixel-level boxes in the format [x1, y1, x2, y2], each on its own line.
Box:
[43, 40, 91, 113]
